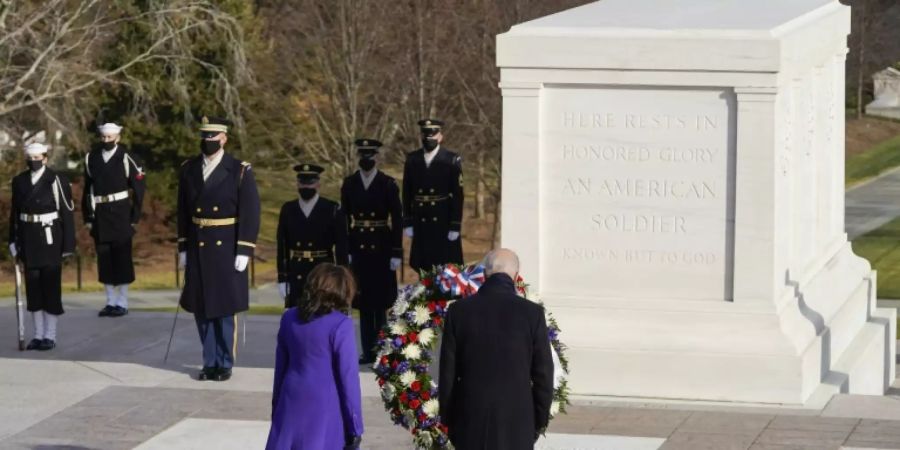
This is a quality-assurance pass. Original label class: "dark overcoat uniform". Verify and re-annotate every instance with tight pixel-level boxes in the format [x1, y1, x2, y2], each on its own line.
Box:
[340, 171, 402, 310]
[439, 274, 554, 450]
[402, 147, 463, 271]
[276, 197, 348, 308]
[177, 153, 260, 319]
[82, 144, 145, 284]
[8, 169, 76, 314]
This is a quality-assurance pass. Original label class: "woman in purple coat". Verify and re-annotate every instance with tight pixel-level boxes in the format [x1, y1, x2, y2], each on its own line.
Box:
[266, 263, 364, 450]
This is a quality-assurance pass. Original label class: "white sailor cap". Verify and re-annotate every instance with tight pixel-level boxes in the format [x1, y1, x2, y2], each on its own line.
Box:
[24, 143, 48, 157]
[97, 122, 123, 136]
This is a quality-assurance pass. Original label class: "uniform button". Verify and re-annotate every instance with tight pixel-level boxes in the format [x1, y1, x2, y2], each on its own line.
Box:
[360, 245, 364, 249]
[370, 245, 376, 249]
[296, 242, 300, 247]
[418, 189, 423, 193]
[199, 242, 205, 247]
[297, 274, 302, 280]
[430, 188, 435, 193]
[216, 240, 222, 246]
[421, 218, 426, 222]
[431, 202, 435, 206]
[433, 217, 438, 222]
[308, 243, 313, 247]
[196, 208, 202, 213]
[213, 206, 219, 212]
[370, 212, 375, 217]
[369, 228, 375, 232]
[418, 203, 423, 207]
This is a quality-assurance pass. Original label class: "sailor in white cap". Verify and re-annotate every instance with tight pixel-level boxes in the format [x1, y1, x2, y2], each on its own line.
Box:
[82, 122, 146, 318]
[7, 143, 75, 350]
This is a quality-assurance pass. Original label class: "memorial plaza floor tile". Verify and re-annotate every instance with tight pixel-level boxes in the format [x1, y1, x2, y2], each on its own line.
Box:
[659, 430, 758, 450]
[754, 428, 853, 447]
[677, 411, 774, 435]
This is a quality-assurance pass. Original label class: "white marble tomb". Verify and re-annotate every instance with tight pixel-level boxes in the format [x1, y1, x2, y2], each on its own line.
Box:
[497, 0, 896, 405]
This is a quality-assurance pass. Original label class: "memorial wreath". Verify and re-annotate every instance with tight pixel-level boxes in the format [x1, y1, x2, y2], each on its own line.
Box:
[373, 263, 570, 449]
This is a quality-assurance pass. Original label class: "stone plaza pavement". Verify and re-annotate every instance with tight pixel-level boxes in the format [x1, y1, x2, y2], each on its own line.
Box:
[2, 290, 900, 449]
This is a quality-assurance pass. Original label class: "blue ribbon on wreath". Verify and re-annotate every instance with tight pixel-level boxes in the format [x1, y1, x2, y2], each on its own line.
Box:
[436, 264, 486, 297]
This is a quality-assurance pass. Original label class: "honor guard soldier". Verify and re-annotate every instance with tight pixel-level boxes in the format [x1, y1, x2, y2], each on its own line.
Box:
[276, 164, 349, 309]
[176, 116, 260, 382]
[82, 122, 146, 317]
[340, 139, 402, 364]
[402, 119, 463, 272]
[8, 143, 75, 350]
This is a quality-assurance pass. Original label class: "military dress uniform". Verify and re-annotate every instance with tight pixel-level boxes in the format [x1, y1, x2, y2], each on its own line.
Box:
[403, 119, 464, 271]
[82, 123, 146, 316]
[276, 164, 349, 309]
[177, 116, 260, 381]
[341, 139, 403, 363]
[8, 143, 75, 350]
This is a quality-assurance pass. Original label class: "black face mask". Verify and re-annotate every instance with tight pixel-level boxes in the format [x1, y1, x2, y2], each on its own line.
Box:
[358, 158, 376, 171]
[102, 141, 116, 151]
[27, 160, 43, 172]
[299, 188, 317, 200]
[422, 138, 438, 151]
[200, 140, 221, 156]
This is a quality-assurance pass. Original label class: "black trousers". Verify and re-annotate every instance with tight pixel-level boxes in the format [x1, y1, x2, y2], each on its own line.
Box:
[358, 308, 386, 360]
[24, 265, 63, 315]
[96, 238, 135, 285]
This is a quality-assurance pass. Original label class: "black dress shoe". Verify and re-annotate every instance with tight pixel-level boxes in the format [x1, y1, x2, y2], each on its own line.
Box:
[109, 306, 128, 317]
[25, 339, 42, 350]
[197, 367, 216, 381]
[98, 305, 115, 317]
[38, 339, 55, 351]
[215, 368, 232, 382]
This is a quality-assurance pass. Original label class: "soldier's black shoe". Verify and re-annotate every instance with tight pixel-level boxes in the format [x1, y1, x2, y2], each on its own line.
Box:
[109, 306, 128, 317]
[197, 367, 217, 381]
[215, 368, 232, 382]
[37, 339, 55, 351]
[98, 305, 115, 317]
[25, 339, 42, 350]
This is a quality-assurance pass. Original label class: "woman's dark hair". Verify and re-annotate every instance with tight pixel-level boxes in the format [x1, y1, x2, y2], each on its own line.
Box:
[297, 263, 356, 322]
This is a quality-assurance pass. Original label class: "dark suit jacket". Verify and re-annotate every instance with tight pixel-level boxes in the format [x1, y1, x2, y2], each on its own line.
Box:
[439, 273, 554, 450]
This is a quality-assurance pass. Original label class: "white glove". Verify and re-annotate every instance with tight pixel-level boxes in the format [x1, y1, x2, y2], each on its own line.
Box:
[178, 251, 187, 269]
[348, 254, 353, 264]
[235, 254, 249, 272]
[390, 258, 402, 271]
[85, 222, 93, 231]
[404, 227, 414, 238]
[448, 231, 460, 241]
[278, 282, 288, 299]
[8, 243, 17, 258]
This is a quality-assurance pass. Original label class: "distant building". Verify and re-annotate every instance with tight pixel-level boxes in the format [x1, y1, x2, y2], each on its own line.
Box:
[866, 66, 900, 120]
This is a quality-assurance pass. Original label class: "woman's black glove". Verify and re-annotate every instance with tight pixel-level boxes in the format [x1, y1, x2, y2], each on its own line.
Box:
[343, 435, 361, 450]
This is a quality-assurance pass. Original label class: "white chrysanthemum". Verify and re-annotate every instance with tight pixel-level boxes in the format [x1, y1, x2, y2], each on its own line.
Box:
[381, 383, 396, 401]
[399, 371, 416, 387]
[422, 399, 439, 418]
[550, 400, 561, 417]
[413, 305, 431, 326]
[411, 284, 426, 299]
[418, 328, 435, 346]
[389, 319, 407, 336]
[402, 344, 422, 360]
[392, 299, 409, 317]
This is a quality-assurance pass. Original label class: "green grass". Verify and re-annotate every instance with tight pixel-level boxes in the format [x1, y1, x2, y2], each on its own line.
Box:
[133, 305, 360, 318]
[846, 134, 900, 187]
[852, 217, 900, 304]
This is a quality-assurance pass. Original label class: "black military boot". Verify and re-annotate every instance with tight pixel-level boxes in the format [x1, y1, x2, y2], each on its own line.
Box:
[197, 367, 217, 381]
[25, 339, 42, 350]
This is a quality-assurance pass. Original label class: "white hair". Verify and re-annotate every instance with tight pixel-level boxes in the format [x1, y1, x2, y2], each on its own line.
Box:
[483, 248, 520, 279]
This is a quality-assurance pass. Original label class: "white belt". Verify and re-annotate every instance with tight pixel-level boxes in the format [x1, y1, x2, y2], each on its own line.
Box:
[93, 190, 129, 204]
[19, 212, 59, 224]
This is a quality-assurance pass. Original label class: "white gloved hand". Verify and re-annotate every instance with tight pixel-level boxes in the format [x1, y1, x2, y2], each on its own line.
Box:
[404, 227, 414, 238]
[390, 258, 402, 271]
[178, 251, 187, 269]
[447, 231, 460, 241]
[85, 222, 93, 231]
[348, 254, 353, 264]
[8, 243, 17, 258]
[278, 282, 288, 299]
[235, 254, 249, 272]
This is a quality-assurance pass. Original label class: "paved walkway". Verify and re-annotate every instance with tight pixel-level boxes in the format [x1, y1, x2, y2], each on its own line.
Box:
[846, 167, 900, 239]
[2, 302, 900, 449]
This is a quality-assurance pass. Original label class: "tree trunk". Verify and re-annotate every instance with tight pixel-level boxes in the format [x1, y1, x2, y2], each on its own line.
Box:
[475, 146, 486, 218]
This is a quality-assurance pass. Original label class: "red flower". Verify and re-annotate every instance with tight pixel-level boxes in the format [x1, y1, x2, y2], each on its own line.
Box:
[399, 392, 409, 405]
[411, 381, 422, 392]
[427, 301, 437, 312]
[421, 390, 431, 400]
[391, 360, 399, 369]
[418, 413, 427, 422]
[380, 356, 389, 366]
[438, 300, 448, 309]
[378, 330, 385, 339]
[409, 399, 421, 410]
[377, 378, 385, 387]
[439, 424, 449, 434]
[400, 335, 408, 345]
[422, 278, 432, 287]
[433, 317, 442, 326]
[408, 332, 418, 343]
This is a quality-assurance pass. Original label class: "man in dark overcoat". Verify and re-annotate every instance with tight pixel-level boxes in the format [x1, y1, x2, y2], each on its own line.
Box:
[176, 116, 260, 382]
[439, 249, 554, 450]
[82, 122, 146, 317]
[402, 119, 463, 272]
[340, 139, 402, 363]
[8, 143, 76, 351]
[276, 164, 349, 309]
